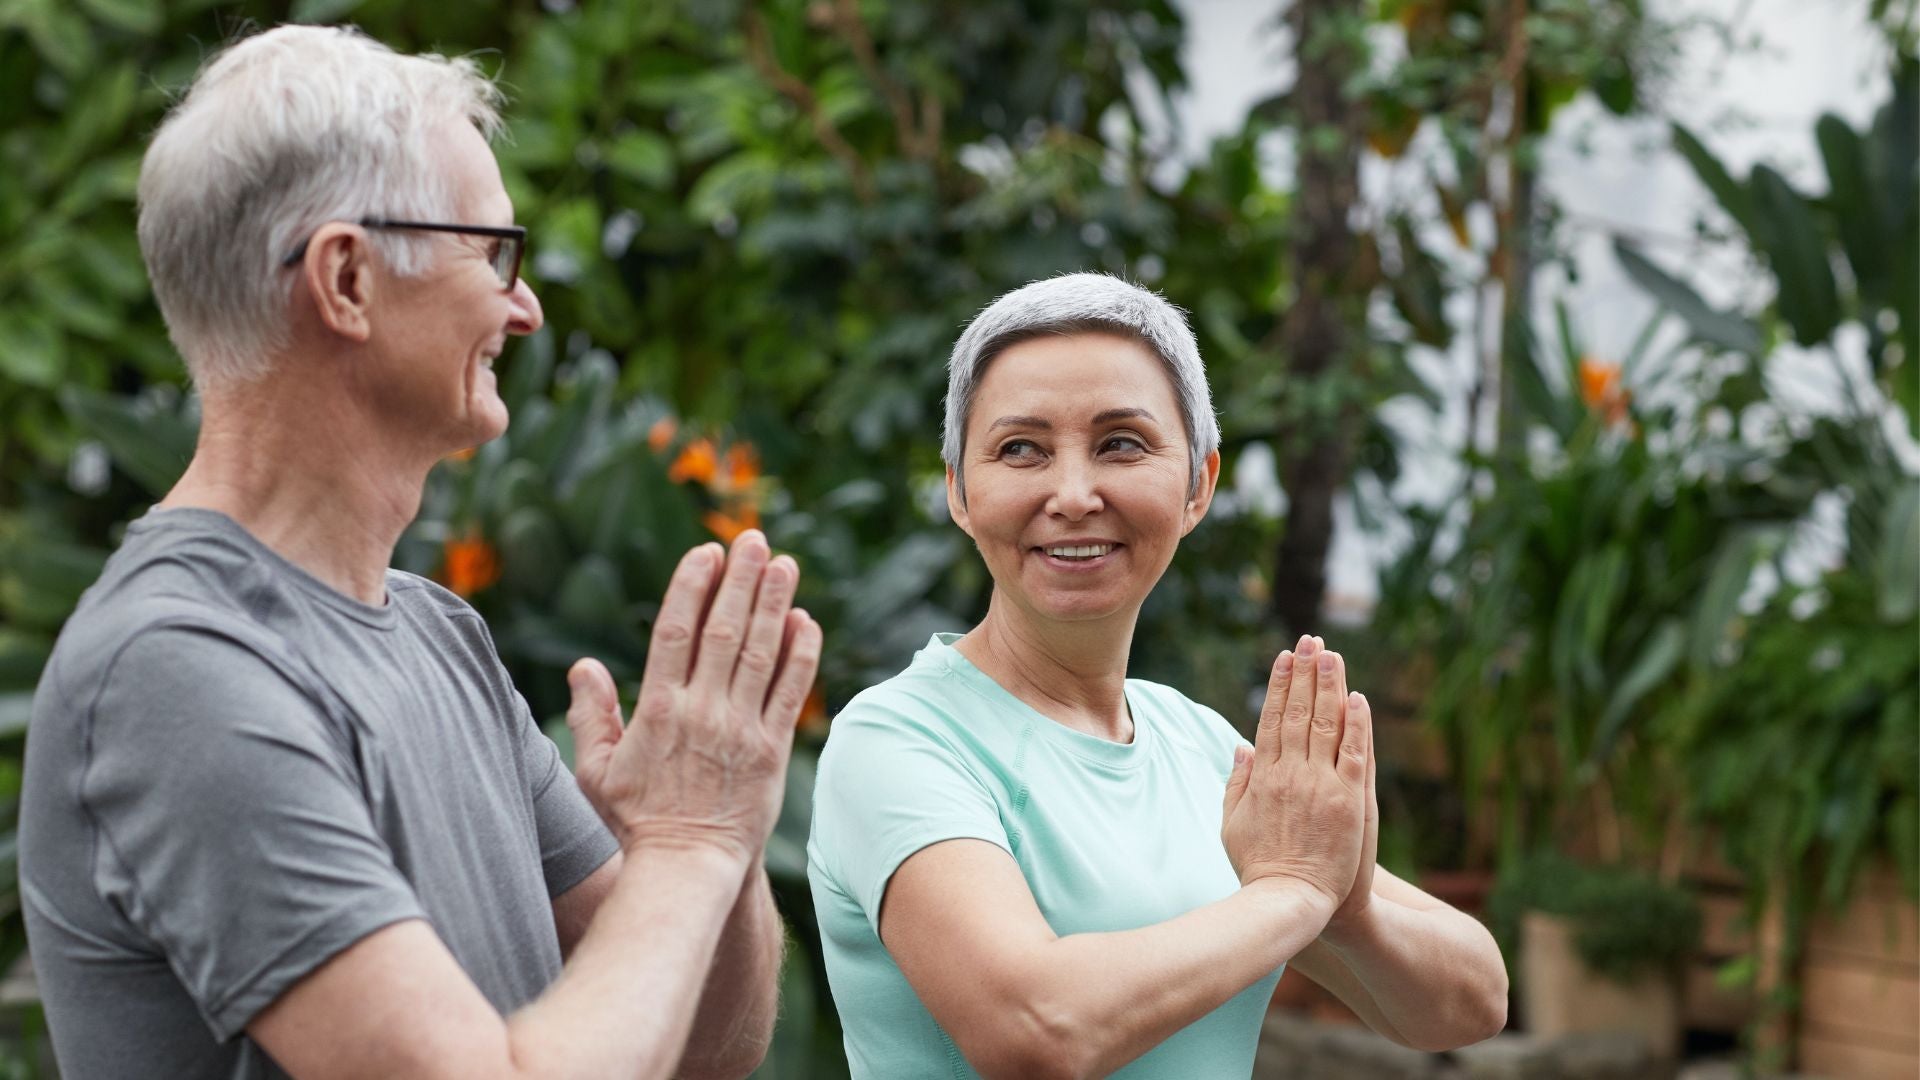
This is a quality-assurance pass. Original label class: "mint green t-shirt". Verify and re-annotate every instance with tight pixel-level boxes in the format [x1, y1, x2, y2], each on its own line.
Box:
[806, 634, 1284, 1079]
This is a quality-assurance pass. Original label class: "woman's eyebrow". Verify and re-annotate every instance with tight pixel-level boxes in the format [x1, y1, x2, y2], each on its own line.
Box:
[987, 415, 1051, 432]
[1091, 407, 1157, 425]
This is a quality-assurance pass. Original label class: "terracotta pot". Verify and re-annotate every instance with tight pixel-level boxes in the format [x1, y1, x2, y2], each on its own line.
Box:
[1518, 911, 1681, 1059]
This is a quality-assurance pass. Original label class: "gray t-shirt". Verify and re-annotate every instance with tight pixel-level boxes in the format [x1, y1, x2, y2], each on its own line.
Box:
[19, 508, 620, 1079]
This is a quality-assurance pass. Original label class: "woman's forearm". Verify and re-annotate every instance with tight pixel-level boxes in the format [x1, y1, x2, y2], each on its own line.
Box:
[1307, 894, 1508, 1052]
[990, 878, 1334, 1080]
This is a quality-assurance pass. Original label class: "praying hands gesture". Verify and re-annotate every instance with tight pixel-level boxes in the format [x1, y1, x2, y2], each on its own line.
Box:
[1222, 634, 1374, 918]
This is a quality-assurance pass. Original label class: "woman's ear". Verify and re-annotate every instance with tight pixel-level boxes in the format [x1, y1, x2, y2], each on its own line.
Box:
[1181, 448, 1221, 536]
[946, 465, 973, 536]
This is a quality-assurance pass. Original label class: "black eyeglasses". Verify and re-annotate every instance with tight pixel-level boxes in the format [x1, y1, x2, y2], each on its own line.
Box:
[282, 217, 527, 290]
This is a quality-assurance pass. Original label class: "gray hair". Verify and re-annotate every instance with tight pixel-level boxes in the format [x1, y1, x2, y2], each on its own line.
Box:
[942, 272, 1220, 501]
[137, 25, 504, 387]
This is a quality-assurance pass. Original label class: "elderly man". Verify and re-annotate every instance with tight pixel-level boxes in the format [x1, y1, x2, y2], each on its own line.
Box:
[18, 25, 817, 1080]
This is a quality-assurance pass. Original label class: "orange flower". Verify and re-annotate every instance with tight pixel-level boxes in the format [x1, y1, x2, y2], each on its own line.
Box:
[668, 438, 718, 485]
[647, 416, 678, 453]
[702, 503, 761, 544]
[1577, 356, 1632, 427]
[440, 532, 501, 598]
[723, 442, 760, 490]
[1578, 357, 1620, 407]
[797, 683, 828, 733]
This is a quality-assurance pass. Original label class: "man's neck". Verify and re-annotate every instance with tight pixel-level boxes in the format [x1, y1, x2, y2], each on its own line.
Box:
[954, 594, 1139, 743]
[160, 376, 435, 607]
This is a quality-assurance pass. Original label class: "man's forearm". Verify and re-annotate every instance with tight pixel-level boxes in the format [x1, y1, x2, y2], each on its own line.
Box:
[507, 844, 753, 1080]
[676, 868, 784, 1080]
[1312, 896, 1508, 1052]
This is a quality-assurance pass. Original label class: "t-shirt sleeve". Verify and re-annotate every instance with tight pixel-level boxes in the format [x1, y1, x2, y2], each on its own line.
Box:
[80, 626, 427, 1041]
[809, 694, 1010, 937]
[515, 691, 618, 898]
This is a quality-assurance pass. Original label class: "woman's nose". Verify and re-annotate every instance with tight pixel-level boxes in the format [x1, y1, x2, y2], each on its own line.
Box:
[1045, 460, 1104, 520]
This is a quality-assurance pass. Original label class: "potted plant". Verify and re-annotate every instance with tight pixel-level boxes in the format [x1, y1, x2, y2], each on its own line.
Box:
[1490, 853, 1702, 1059]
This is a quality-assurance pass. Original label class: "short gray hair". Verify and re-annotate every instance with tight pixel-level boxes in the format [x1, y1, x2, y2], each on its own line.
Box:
[137, 25, 504, 386]
[942, 273, 1220, 500]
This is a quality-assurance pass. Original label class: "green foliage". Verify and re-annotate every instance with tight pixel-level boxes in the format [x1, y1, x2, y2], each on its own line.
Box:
[0, 2, 1316, 1072]
[1489, 852, 1702, 984]
[1671, 420, 1920, 912]
[1373, 299, 1815, 863]
[1671, 54, 1918, 426]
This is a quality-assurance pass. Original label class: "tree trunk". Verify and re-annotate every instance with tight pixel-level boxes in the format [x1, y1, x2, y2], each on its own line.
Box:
[1271, 0, 1367, 637]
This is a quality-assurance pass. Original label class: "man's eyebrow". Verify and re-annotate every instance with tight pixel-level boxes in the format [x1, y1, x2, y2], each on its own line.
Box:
[987, 415, 1051, 432]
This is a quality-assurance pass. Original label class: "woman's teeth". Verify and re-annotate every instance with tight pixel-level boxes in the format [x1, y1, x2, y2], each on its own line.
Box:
[1047, 544, 1112, 559]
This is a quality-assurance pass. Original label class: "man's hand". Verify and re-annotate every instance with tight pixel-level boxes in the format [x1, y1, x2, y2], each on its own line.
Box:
[1221, 635, 1370, 913]
[564, 531, 821, 863]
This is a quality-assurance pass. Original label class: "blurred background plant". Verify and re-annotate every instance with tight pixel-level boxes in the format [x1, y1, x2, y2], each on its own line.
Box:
[0, 0, 1913, 1076]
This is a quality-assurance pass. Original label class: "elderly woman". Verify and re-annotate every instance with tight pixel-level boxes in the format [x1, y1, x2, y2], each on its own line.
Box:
[807, 274, 1506, 1079]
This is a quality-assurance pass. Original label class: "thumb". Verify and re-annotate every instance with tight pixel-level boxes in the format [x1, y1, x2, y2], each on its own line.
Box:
[565, 657, 623, 770]
[1223, 744, 1253, 817]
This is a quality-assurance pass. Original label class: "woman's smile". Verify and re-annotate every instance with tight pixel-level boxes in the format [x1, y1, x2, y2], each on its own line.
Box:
[1033, 540, 1124, 571]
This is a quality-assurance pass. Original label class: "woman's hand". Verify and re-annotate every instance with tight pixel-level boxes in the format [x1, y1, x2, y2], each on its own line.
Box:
[1221, 635, 1371, 913]
[1323, 701, 1379, 941]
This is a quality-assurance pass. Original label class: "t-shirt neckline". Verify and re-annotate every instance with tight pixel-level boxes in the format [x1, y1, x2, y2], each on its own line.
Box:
[131, 507, 401, 629]
[921, 632, 1153, 769]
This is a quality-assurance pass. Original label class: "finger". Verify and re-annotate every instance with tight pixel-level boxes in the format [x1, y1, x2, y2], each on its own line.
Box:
[641, 543, 724, 689]
[1338, 690, 1370, 786]
[1252, 650, 1294, 765]
[1223, 744, 1253, 816]
[762, 609, 822, 731]
[730, 554, 798, 708]
[1279, 634, 1317, 759]
[565, 657, 623, 771]
[1310, 649, 1348, 764]
[690, 531, 772, 690]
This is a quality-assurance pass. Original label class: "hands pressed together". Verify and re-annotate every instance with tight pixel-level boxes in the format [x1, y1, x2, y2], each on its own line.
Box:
[563, 531, 820, 865]
[1221, 635, 1379, 935]
[556, 528, 1381, 941]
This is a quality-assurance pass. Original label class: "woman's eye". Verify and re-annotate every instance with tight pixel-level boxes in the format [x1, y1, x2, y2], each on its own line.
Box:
[1102, 435, 1145, 454]
[999, 440, 1039, 460]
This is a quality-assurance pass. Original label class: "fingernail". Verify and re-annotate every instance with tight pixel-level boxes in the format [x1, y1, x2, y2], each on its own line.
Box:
[1298, 637, 1316, 658]
[1349, 691, 1363, 707]
[1295, 634, 1312, 652]
[1313, 636, 1325, 650]
[1319, 650, 1334, 672]
[1277, 651, 1293, 675]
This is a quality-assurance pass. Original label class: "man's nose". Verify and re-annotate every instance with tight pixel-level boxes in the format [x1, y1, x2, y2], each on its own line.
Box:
[506, 276, 544, 335]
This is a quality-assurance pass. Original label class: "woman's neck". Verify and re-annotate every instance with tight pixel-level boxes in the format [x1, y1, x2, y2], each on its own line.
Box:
[953, 593, 1138, 743]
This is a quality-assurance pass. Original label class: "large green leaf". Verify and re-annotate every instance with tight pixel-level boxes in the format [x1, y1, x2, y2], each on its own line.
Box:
[1816, 114, 1886, 303]
[74, 0, 160, 34]
[1749, 165, 1841, 347]
[1612, 240, 1763, 355]
[1876, 482, 1919, 622]
[58, 388, 197, 497]
[1589, 618, 1686, 766]
[1672, 123, 1755, 234]
[0, 312, 65, 388]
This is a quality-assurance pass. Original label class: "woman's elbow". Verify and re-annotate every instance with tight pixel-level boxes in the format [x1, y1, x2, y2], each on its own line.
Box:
[1410, 964, 1509, 1052]
[964, 995, 1101, 1080]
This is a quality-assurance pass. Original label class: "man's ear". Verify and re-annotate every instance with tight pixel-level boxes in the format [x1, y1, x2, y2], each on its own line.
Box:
[300, 222, 375, 344]
[946, 465, 972, 536]
[1180, 448, 1221, 537]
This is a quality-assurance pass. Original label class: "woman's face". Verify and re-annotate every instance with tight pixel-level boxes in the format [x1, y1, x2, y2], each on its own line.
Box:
[948, 331, 1219, 628]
